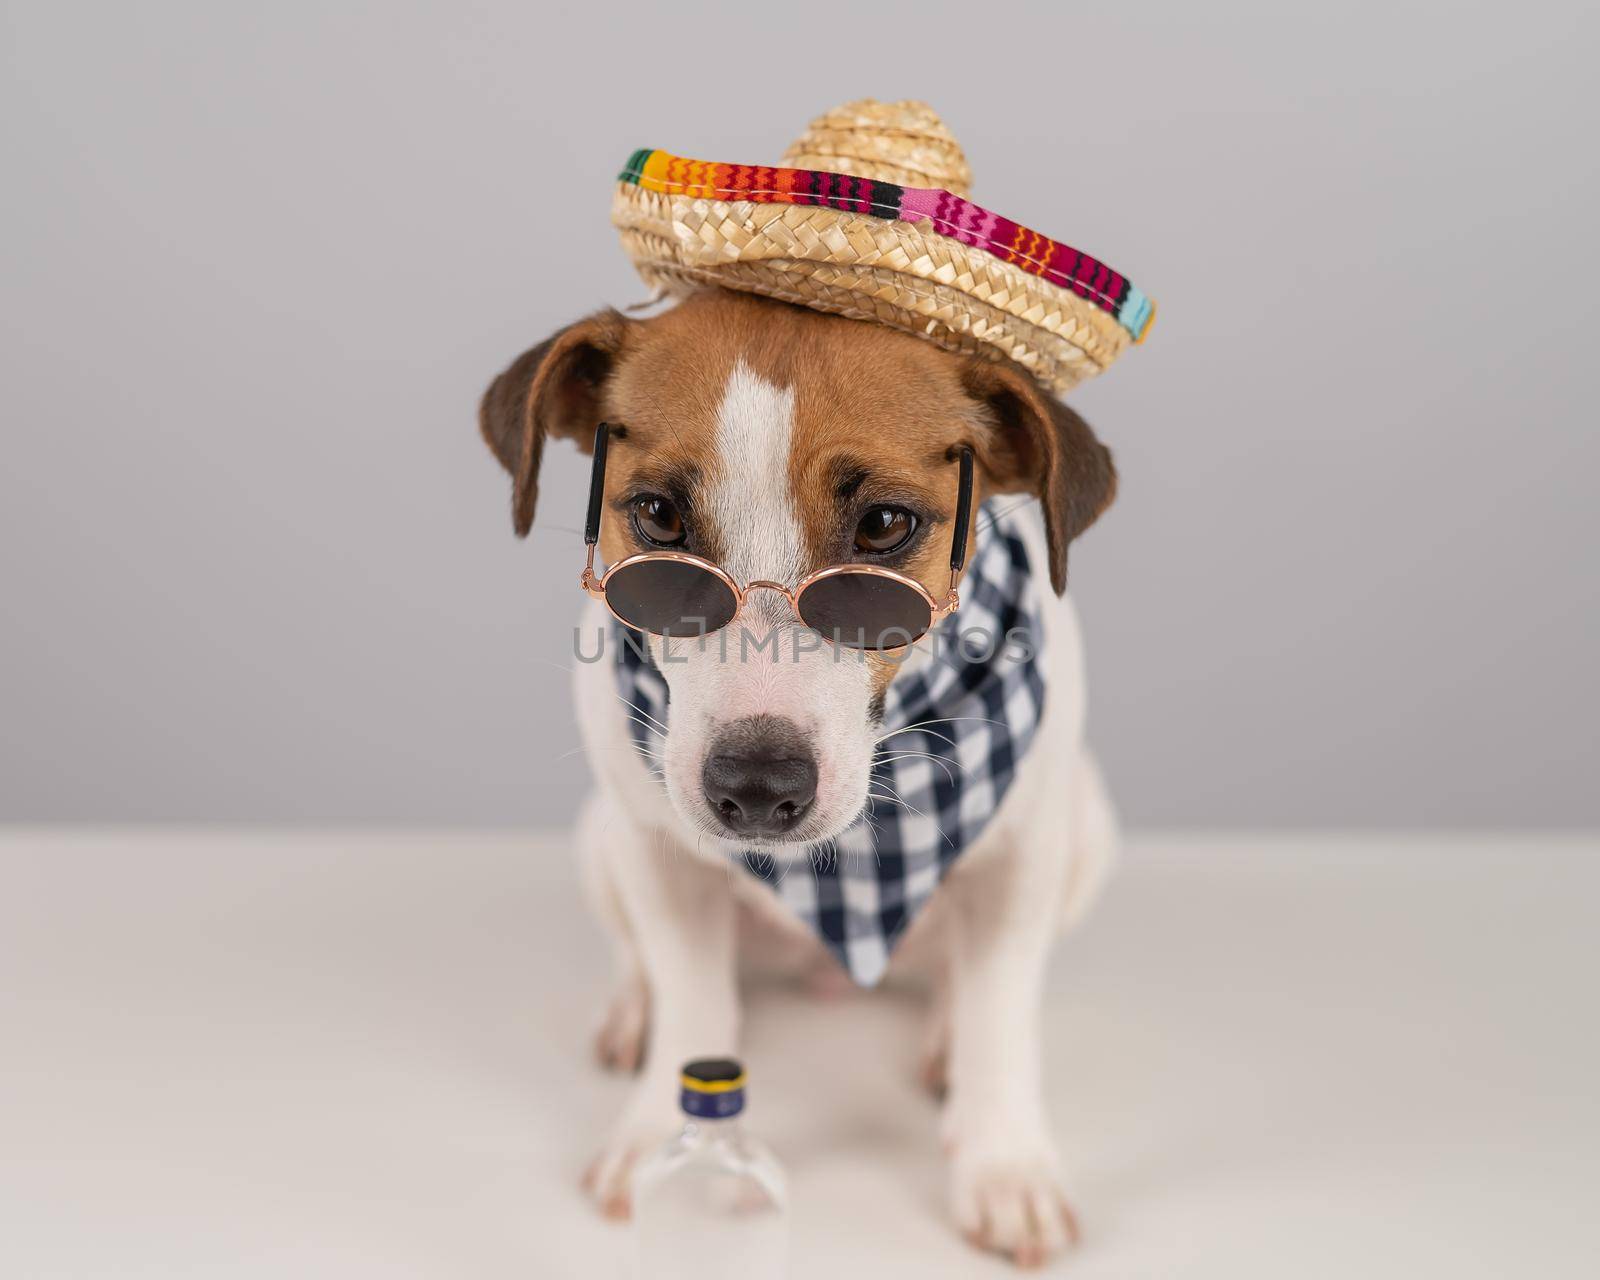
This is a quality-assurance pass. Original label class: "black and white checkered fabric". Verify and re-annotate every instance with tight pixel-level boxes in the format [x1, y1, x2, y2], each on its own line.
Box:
[613, 500, 1048, 986]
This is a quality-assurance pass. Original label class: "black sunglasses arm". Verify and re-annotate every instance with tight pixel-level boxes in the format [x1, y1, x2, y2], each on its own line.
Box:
[939, 447, 975, 613]
[580, 422, 613, 595]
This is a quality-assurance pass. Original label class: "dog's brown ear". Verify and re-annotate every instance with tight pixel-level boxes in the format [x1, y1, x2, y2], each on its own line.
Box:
[479, 309, 630, 537]
[961, 358, 1117, 594]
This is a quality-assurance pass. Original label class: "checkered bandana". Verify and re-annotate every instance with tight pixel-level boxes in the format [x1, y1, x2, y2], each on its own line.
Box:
[612, 499, 1047, 986]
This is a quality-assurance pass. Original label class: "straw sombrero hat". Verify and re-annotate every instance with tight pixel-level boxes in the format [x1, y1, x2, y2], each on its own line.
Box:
[611, 99, 1154, 395]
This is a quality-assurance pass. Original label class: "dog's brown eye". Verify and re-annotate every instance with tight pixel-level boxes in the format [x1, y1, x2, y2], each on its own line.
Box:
[854, 506, 917, 554]
[632, 495, 687, 547]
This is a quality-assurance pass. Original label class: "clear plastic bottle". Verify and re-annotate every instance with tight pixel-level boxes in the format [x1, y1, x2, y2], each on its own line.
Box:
[633, 1058, 788, 1280]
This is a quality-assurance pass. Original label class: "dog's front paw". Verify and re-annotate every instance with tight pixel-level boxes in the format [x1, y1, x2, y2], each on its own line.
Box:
[948, 1135, 1080, 1268]
[580, 1103, 677, 1219]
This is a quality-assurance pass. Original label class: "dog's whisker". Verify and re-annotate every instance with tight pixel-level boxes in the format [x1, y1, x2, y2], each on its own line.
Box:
[617, 709, 667, 735]
[873, 725, 959, 749]
[876, 755, 959, 783]
[529, 655, 581, 677]
[973, 493, 1038, 535]
[881, 715, 1007, 732]
[554, 741, 661, 764]
[875, 715, 1008, 746]
[874, 750, 963, 782]
[867, 781, 956, 851]
[815, 835, 834, 873]
[807, 834, 836, 874]
[617, 718, 671, 756]
[617, 697, 670, 734]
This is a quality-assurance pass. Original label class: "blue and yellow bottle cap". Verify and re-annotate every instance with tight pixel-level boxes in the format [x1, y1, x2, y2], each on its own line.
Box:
[680, 1058, 746, 1119]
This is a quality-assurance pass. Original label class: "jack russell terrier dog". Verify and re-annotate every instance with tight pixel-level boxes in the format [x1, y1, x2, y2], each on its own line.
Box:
[480, 287, 1118, 1267]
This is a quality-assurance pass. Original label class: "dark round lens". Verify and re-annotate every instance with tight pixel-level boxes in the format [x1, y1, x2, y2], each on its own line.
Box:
[604, 558, 738, 637]
[796, 571, 934, 650]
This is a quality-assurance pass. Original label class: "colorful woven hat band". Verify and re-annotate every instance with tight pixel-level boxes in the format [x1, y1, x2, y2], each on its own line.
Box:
[619, 147, 1154, 346]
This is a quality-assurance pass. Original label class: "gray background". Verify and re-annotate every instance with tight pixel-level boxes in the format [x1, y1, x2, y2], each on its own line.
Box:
[2, 1, 1594, 828]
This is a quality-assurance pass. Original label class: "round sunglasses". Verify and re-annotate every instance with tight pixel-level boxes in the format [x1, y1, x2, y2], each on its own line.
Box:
[578, 424, 974, 651]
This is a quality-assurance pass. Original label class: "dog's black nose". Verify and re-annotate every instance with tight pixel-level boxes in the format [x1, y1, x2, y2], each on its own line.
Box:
[702, 715, 818, 838]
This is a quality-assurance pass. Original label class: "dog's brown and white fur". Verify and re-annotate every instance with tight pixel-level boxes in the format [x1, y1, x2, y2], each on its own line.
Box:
[481, 290, 1119, 1266]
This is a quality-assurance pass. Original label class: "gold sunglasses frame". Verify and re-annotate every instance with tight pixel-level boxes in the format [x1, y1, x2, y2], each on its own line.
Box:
[577, 424, 974, 651]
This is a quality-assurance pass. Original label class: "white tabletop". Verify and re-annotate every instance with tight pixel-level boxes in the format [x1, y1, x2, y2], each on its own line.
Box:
[1, 829, 1595, 1278]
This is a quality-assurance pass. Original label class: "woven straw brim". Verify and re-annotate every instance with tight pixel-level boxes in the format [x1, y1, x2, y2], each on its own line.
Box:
[613, 183, 1131, 394]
